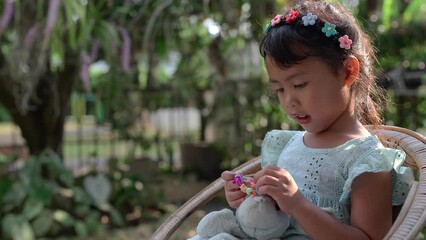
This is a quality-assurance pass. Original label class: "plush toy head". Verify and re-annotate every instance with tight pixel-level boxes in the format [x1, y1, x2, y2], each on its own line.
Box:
[236, 195, 290, 240]
[233, 174, 290, 238]
[193, 175, 291, 240]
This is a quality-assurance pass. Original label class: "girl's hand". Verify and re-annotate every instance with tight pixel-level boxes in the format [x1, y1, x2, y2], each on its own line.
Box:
[221, 171, 246, 208]
[254, 165, 304, 215]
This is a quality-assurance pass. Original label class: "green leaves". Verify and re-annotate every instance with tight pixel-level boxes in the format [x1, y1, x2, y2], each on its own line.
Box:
[0, 179, 12, 204]
[93, 20, 120, 60]
[31, 209, 54, 237]
[53, 210, 75, 227]
[47, 0, 88, 70]
[74, 212, 104, 237]
[2, 214, 35, 240]
[381, 0, 426, 30]
[402, 0, 426, 23]
[381, 0, 399, 30]
[83, 173, 112, 210]
[22, 197, 44, 220]
[2, 184, 27, 212]
[0, 151, 100, 238]
[62, 0, 87, 49]
[0, 149, 142, 239]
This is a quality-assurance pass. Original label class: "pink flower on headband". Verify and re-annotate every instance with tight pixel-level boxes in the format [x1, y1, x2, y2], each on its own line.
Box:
[338, 35, 353, 50]
[271, 14, 284, 26]
[285, 10, 299, 23]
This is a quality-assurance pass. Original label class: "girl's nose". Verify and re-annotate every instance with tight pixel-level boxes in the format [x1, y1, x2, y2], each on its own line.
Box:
[283, 93, 297, 109]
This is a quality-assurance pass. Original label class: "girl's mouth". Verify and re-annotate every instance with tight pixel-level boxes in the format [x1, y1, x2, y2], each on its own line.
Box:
[294, 114, 311, 124]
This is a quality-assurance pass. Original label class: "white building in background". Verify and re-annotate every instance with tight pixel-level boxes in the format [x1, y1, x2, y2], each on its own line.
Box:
[150, 107, 201, 137]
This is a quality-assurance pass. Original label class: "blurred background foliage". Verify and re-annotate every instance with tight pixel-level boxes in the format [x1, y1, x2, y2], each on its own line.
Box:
[0, 0, 425, 238]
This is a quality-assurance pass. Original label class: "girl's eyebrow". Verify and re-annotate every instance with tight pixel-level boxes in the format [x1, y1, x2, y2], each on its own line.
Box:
[269, 72, 307, 83]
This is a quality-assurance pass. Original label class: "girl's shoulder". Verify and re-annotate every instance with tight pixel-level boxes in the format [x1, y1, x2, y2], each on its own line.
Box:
[340, 135, 414, 205]
[263, 130, 301, 146]
[261, 130, 302, 167]
[340, 135, 404, 171]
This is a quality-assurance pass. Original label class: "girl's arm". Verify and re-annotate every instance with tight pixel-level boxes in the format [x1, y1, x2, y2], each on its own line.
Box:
[221, 171, 246, 209]
[254, 165, 392, 240]
[349, 172, 393, 239]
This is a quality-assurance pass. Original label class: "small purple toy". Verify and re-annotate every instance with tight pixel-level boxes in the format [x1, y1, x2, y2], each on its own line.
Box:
[232, 174, 259, 196]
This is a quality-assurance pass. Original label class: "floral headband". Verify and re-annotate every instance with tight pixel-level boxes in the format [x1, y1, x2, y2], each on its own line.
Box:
[264, 10, 353, 50]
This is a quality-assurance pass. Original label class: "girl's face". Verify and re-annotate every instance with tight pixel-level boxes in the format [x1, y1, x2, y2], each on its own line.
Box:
[266, 56, 355, 134]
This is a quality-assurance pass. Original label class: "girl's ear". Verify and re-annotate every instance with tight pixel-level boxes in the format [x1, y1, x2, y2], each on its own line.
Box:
[344, 56, 359, 86]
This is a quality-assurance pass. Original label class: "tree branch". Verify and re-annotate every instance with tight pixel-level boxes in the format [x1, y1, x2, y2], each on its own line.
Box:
[24, 23, 41, 48]
[43, 0, 60, 48]
[143, 0, 174, 53]
[79, 41, 99, 91]
[117, 26, 131, 72]
[0, 0, 13, 37]
[128, 0, 151, 28]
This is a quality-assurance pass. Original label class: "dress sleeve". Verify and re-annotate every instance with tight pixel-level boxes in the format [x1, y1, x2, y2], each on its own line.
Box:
[261, 130, 298, 167]
[340, 146, 414, 205]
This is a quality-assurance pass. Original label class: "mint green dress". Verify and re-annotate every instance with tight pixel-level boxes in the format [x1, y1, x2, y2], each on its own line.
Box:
[261, 130, 414, 239]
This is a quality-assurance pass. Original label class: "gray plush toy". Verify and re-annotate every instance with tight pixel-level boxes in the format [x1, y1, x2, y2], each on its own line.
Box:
[189, 195, 291, 240]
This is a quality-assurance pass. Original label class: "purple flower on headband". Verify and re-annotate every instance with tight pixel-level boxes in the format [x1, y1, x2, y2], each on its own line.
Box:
[339, 35, 353, 50]
[285, 10, 299, 23]
[322, 22, 337, 37]
[271, 14, 283, 26]
[302, 12, 317, 26]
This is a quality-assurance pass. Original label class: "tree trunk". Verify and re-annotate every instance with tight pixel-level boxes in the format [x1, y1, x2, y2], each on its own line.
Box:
[0, 51, 79, 157]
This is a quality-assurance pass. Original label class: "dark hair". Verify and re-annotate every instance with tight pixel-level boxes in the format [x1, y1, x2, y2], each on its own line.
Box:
[260, 0, 386, 126]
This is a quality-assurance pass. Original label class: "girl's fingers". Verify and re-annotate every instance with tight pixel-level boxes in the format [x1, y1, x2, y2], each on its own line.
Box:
[253, 166, 296, 197]
[226, 189, 245, 200]
[254, 167, 279, 184]
[225, 184, 245, 208]
[221, 170, 236, 181]
[254, 165, 291, 183]
[254, 165, 279, 179]
[229, 197, 244, 209]
[222, 170, 245, 208]
[225, 181, 241, 192]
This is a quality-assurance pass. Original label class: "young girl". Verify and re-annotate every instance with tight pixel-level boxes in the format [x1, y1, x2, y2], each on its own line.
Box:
[222, 0, 414, 239]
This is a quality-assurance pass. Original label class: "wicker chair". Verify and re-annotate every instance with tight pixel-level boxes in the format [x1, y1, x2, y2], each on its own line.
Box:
[151, 125, 426, 240]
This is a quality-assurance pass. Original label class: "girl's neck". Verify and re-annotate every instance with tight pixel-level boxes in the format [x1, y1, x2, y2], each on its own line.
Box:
[303, 97, 370, 148]
[303, 117, 370, 149]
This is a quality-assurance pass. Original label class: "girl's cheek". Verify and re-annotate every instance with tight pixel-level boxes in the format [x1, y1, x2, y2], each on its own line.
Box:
[279, 99, 290, 112]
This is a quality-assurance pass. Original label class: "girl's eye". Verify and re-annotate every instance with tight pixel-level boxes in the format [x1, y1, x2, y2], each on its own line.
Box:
[294, 82, 307, 88]
[275, 88, 284, 94]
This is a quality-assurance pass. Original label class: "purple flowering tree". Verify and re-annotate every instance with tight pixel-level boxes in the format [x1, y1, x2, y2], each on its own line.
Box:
[0, 0, 276, 158]
[0, 0, 143, 156]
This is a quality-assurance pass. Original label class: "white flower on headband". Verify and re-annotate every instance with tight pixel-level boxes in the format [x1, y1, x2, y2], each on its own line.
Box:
[339, 35, 353, 50]
[302, 12, 317, 26]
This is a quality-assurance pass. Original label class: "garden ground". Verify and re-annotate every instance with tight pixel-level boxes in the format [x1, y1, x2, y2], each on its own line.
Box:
[76, 175, 229, 240]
